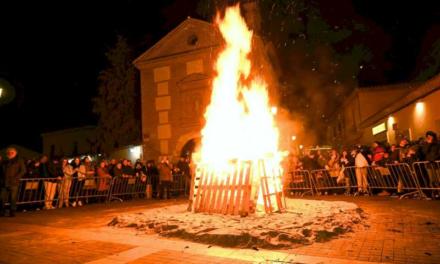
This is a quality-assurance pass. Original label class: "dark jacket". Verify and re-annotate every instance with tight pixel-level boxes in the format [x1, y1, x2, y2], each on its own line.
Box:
[122, 165, 134, 177]
[113, 167, 123, 178]
[3, 156, 26, 187]
[39, 162, 56, 181]
[421, 142, 440, 162]
[302, 156, 320, 170]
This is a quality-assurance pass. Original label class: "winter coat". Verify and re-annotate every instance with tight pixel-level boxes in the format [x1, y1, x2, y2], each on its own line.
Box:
[63, 164, 75, 179]
[158, 163, 173, 182]
[355, 152, 369, 167]
[372, 146, 385, 162]
[96, 167, 111, 191]
[122, 165, 134, 177]
[113, 167, 123, 178]
[3, 156, 26, 187]
[39, 162, 56, 181]
[421, 142, 440, 162]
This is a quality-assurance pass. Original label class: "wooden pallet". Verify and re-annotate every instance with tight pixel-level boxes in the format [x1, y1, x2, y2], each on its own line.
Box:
[191, 160, 285, 215]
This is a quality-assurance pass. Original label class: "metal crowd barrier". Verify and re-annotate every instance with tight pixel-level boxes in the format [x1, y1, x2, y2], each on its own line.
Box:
[70, 176, 113, 203]
[291, 163, 431, 198]
[310, 167, 358, 195]
[16, 177, 61, 206]
[380, 163, 422, 198]
[284, 170, 314, 196]
[8, 161, 440, 209]
[413, 161, 440, 197]
[108, 176, 148, 201]
[170, 173, 188, 196]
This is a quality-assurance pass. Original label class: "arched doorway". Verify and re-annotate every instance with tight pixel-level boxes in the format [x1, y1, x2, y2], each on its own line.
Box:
[180, 138, 199, 160]
[173, 131, 201, 160]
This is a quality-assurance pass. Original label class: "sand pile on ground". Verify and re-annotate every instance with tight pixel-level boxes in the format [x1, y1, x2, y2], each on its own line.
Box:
[109, 198, 366, 249]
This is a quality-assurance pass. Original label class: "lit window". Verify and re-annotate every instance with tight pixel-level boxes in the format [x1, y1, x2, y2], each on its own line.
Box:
[372, 123, 386, 135]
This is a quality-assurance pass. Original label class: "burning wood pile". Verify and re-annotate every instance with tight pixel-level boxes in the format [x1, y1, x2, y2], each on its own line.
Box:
[190, 5, 285, 216]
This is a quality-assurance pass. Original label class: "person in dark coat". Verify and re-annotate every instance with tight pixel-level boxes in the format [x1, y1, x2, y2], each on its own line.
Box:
[39, 155, 57, 209]
[1, 147, 26, 216]
[420, 131, 440, 197]
[158, 157, 173, 199]
[146, 160, 159, 198]
[421, 131, 440, 162]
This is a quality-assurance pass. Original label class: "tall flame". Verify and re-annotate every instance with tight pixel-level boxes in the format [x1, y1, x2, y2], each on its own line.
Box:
[200, 5, 281, 169]
[194, 5, 284, 213]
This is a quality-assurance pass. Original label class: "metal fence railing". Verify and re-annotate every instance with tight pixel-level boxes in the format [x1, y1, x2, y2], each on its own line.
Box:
[170, 173, 188, 196]
[380, 163, 422, 198]
[284, 161, 440, 199]
[4, 162, 440, 210]
[412, 161, 440, 197]
[108, 176, 147, 202]
[3, 173, 188, 209]
[284, 170, 314, 196]
[16, 177, 60, 207]
[310, 168, 356, 195]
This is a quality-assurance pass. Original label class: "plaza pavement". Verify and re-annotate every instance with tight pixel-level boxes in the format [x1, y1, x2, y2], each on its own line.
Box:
[0, 196, 439, 264]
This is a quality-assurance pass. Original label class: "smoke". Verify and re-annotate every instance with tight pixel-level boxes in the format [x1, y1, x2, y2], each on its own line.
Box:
[200, 1, 368, 147]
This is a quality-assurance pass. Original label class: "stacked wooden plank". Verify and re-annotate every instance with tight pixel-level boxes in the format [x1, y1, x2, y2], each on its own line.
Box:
[258, 160, 286, 214]
[191, 160, 285, 216]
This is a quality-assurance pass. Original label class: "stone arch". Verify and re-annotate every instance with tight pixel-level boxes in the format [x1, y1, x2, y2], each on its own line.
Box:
[173, 131, 201, 160]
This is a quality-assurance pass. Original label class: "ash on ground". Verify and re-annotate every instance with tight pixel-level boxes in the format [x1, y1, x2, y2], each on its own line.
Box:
[109, 198, 367, 249]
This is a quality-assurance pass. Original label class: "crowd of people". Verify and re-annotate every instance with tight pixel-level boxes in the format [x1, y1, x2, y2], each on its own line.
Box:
[288, 131, 439, 172]
[0, 149, 192, 217]
[1, 130, 439, 217]
[286, 130, 440, 197]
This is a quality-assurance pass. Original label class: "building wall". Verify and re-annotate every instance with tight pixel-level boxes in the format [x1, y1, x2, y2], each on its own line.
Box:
[110, 145, 143, 163]
[135, 18, 280, 162]
[41, 126, 97, 157]
[138, 51, 216, 162]
[364, 89, 440, 145]
[328, 85, 416, 147]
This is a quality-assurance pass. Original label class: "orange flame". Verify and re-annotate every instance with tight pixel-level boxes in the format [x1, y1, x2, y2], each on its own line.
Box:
[200, 5, 282, 166]
[196, 5, 284, 212]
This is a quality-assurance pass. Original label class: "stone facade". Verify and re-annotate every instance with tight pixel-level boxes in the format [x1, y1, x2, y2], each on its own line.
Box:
[134, 14, 280, 162]
[134, 18, 221, 161]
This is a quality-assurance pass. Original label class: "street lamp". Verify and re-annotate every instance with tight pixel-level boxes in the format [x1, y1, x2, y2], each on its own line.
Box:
[0, 78, 16, 105]
[291, 135, 296, 141]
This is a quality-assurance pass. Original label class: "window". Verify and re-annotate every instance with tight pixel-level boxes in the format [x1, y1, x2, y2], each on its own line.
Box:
[372, 123, 386, 135]
[187, 34, 198, 46]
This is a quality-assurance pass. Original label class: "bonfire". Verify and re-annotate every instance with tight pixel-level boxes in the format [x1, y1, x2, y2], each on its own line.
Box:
[191, 5, 285, 216]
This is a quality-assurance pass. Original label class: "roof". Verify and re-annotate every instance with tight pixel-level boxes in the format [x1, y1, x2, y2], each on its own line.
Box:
[133, 17, 222, 67]
[41, 125, 97, 137]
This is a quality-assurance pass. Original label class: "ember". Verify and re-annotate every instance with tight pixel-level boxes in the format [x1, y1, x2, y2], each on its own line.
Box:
[191, 5, 285, 215]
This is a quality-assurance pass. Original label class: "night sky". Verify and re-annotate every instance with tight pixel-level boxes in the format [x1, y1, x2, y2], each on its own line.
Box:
[0, 0, 439, 151]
